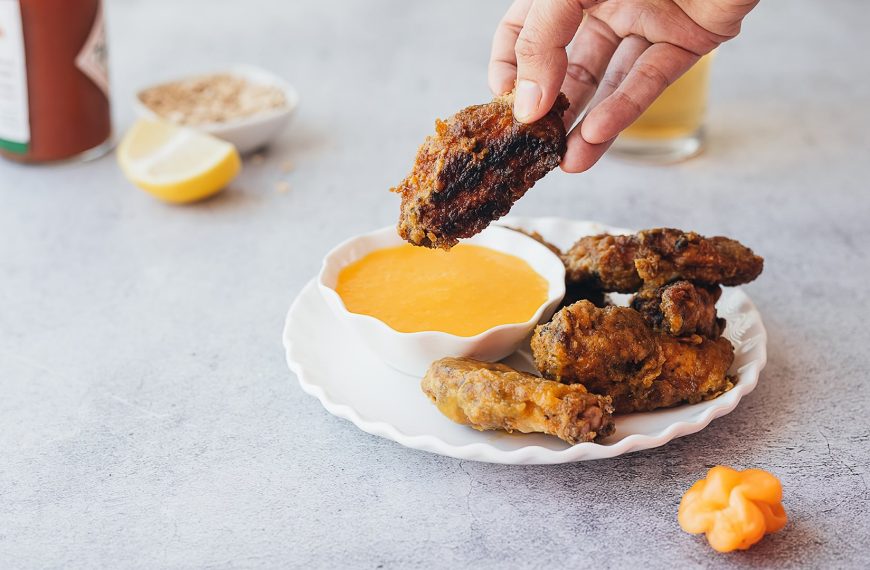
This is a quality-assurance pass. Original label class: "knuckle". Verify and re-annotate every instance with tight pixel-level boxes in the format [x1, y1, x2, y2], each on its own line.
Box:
[601, 69, 629, 91]
[514, 35, 541, 61]
[614, 90, 644, 116]
[565, 62, 599, 88]
[499, 17, 524, 37]
[633, 62, 671, 90]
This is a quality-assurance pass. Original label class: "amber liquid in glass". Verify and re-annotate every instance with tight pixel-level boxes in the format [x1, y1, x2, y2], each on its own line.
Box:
[622, 54, 713, 140]
[611, 53, 713, 163]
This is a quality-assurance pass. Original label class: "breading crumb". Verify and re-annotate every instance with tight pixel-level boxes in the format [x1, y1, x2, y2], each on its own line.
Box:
[139, 74, 287, 126]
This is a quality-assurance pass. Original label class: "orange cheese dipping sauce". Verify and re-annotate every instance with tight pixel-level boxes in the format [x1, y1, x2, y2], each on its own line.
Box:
[335, 244, 548, 336]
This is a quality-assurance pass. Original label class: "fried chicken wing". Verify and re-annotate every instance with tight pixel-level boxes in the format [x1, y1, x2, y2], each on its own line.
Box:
[564, 229, 764, 292]
[631, 281, 725, 338]
[393, 91, 569, 249]
[532, 301, 663, 389]
[531, 301, 734, 413]
[421, 357, 614, 444]
[563, 233, 643, 292]
[648, 335, 735, 411]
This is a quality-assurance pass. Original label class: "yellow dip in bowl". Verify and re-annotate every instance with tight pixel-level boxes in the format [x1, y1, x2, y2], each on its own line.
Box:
[335, 243, 548, 336]
[317, 224, 565, 375]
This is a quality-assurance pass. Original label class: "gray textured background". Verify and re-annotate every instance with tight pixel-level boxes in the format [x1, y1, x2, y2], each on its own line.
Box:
[1, 0, 868, 568]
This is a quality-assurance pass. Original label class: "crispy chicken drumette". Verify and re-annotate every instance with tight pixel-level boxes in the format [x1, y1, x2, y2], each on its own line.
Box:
[563, 229, 764, 292]
[393, 90, 569, 249]
[421, 357, 614, 444]
[631, 281, 725, 338]
[531, 301, 734, 413]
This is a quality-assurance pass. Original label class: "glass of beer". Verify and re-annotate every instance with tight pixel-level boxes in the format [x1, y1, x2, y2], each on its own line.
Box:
[609, 52, 714, 164]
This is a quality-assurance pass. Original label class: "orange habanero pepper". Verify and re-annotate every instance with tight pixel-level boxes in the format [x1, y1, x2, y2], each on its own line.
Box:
[678, 466, 787, 553]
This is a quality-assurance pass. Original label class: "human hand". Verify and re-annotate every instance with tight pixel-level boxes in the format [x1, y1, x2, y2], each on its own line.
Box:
[489, 0, 759, 172]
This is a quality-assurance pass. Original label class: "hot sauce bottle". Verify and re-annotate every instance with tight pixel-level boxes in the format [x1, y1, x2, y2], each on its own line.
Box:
[0, 0, 112, 163]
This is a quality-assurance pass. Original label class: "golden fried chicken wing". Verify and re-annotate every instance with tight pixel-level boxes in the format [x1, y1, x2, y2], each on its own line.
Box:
[563, 229, 764, 292]
[649, 335, 735, 411]
[531, 301, 734, 413]
[631, 281, 725, 338]
[563, 233, 642, 293]
[393, 90, 569, 249]
[421, 357, 614, 444]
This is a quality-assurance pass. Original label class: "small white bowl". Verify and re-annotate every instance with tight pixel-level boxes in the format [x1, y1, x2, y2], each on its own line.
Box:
[317, 225, 566, 376]
[133, 64, 299, 154]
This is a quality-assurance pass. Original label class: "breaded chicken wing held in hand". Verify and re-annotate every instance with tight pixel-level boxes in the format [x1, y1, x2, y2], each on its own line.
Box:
[563, 229, 764, 292]
[631, 281, 725, 338]
[421, 357, 614, 444]
[531, 301, 734, 413]
[393, 90, 569, 249]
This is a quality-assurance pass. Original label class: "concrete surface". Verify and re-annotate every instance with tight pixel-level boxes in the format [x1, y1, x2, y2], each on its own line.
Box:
[1, 0, 868, 568]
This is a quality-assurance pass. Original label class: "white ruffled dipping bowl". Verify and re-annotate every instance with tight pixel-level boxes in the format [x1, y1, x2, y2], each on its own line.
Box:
[317, 225, 566, 376]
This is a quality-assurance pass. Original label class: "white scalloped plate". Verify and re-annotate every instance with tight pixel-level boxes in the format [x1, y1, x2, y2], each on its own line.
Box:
[283, 218, 767, 464]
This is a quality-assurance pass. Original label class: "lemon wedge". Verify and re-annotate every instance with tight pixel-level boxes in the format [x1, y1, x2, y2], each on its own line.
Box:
[118, 119, 241, 204]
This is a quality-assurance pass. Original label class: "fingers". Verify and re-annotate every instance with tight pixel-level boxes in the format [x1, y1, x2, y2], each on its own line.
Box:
[581, 43, 699, 144]
[512, 0, 587, 123]
[561, 35, 650, 172]
[488, 0, 534, 96]
[559, 15, 621, 129]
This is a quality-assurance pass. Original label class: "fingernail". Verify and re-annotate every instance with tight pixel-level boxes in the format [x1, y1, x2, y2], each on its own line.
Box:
[514, 80, 542, 122]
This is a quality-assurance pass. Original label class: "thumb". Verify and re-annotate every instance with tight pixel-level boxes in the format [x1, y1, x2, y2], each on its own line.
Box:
[513, 0, 587, 123]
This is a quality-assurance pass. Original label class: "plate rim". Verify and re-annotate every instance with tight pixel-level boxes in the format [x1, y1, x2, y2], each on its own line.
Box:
[283, 218, 768, 464]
